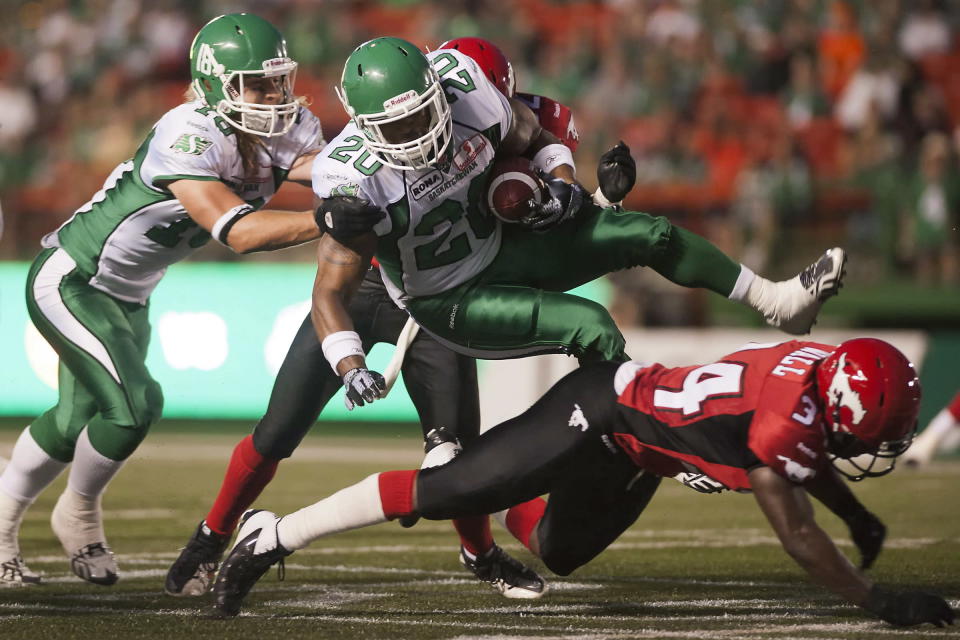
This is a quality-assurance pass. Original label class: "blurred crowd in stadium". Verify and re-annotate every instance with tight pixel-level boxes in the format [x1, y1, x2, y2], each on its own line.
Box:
[1, 0, 957, 321]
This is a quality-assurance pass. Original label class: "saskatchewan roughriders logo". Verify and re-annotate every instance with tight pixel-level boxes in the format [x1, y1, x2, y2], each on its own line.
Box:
[171, 133, 213, 155]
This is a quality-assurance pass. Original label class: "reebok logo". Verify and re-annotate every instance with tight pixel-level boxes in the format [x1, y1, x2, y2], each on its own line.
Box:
[448, 304, 459, 329]
[568, 404, 589, 431]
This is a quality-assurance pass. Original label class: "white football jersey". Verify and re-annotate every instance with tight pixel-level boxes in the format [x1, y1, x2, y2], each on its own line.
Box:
[312, 48, 512, 303]
[43, 101, 324, 303]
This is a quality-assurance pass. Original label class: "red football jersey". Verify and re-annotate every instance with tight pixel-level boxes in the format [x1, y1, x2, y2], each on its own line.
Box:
[515, 92, 580, 152]
[612, 340, 836, 491]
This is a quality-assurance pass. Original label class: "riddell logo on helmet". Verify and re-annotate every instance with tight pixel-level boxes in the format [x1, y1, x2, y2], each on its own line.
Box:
[261, 57, 293, 72]
[384, 90, 418, 110]
[827, 353, 867, 427]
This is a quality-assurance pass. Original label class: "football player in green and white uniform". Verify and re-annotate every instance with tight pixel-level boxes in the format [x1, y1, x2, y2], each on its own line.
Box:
[307, 37, 847, 411]
[0, 13, 379, 587]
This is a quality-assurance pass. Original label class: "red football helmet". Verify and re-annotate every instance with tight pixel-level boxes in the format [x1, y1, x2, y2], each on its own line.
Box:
[439, 37, 515, 97]
[816, 338, 921, 480]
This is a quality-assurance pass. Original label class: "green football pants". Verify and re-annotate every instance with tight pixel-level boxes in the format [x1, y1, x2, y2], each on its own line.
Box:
[25, 248, 163, 462]
[405, 205, 741, 363]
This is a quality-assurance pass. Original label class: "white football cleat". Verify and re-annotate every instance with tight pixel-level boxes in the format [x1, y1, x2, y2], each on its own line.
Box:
[763, 248, 847, 335]
[0, 554, 41, 587]
[50, 488, 117, 586]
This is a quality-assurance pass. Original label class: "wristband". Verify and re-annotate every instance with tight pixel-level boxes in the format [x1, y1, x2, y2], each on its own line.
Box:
[532, 143, 575, 178]
[211, 203, 254, 246]
[592, 187, 619, 208]
[322, 330, 364, 371]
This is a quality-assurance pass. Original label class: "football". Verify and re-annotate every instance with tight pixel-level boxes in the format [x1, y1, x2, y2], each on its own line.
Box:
[485, 157, 545, 223]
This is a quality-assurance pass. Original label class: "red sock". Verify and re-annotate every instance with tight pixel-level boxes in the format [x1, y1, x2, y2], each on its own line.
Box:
[948, 392, 960, 421]
[378, 470, 418, 518]
[204, 435, 280, 536]
[504, 498, 547, 552]
[452, 515, 494, 556]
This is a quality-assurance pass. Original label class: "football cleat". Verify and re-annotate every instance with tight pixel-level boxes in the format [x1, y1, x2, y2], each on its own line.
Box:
[459, 544, 547, 599]
[0, 554, 41, 587]
[213, 509, 290, 617]
[763, 248, 847, 335]
[399, 427, 461, 528]
[50, 489, 117, 586]
[68, 543, 118, 586]
[165, 521, 231, 596]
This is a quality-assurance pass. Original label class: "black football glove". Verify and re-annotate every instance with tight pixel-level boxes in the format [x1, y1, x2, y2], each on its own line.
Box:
[596, 140, 636, 204]
[865, 585, 956, 627]
[845, 509, 886, 570]
[315, 196, 385, 244]
[521, 173, 586, 232]
[341, 367, 386, 410]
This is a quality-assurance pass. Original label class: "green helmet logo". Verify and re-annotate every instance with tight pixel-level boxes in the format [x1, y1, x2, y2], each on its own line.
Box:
[335, 37, 452, 171]
[189, 13, 299, 137]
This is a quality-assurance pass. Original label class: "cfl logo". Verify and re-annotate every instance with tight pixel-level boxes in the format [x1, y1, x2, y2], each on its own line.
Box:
[196, 43, 225, 76]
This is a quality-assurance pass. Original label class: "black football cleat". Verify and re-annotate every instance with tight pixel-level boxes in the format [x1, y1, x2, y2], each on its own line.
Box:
[459, 544, 547, 599]
[399, 427, 461, 528]
[165, 521, 230, 596]
[212, 510, 290, 617]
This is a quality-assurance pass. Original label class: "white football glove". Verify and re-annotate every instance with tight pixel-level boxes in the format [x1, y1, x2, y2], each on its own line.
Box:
[673, 472, 727, 494]
[342, 367, 386, 410]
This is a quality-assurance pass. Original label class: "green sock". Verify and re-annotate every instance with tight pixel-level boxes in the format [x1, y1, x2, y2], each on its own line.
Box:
[650, 226, 742, 296]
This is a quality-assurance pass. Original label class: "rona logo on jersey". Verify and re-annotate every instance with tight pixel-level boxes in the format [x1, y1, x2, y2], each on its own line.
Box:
[171, 134, 214, 156]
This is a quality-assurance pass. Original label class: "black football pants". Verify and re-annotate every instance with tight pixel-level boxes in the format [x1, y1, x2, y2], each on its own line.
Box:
[251, 268, 480, 458]
[416, 362, 661, 576]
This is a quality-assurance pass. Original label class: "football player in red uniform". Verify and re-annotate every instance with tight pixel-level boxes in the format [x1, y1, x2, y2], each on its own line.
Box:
[212, 337, 955, 628]
[904, 391, 960, 467]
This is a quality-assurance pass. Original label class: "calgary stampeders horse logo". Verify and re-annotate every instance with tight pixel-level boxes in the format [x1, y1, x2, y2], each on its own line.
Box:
[825, 353, 867, 431]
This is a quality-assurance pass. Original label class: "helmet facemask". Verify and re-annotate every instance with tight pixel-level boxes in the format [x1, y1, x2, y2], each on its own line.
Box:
[194, 59, 299, 138]
[826, 424, 916, 481]
[336, 67, 452, 171]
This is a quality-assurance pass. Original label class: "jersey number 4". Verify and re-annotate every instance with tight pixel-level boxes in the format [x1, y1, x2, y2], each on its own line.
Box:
[653, 362, 745, 417]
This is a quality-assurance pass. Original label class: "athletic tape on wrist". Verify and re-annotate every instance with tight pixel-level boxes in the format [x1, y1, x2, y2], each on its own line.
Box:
[322, 330, 365, 371]
[533, 143, 575, 177]
[211, 204, 255, 246]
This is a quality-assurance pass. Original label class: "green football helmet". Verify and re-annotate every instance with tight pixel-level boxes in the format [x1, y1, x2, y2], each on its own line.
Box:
[336, 37, 452, 171]
[189, 13, 299, 137]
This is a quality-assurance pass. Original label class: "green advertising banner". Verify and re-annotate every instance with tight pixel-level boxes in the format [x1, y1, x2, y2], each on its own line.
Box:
[0, 261, 609, 421]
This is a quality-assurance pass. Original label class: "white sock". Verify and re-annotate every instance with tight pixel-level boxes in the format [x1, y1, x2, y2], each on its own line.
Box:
[0, 426, 67, 559]
[0, 491, 31, 558]
[0, 426, 67, 503]
[727, 265, 756, 302]
[276, 474, 387, 551]
[491, 509, 509, 531]
[908, 409, 960, 463]
[67, 428, 125, 498]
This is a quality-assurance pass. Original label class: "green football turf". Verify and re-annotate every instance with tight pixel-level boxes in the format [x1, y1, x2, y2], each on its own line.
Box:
[0, 429, 957, 639]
